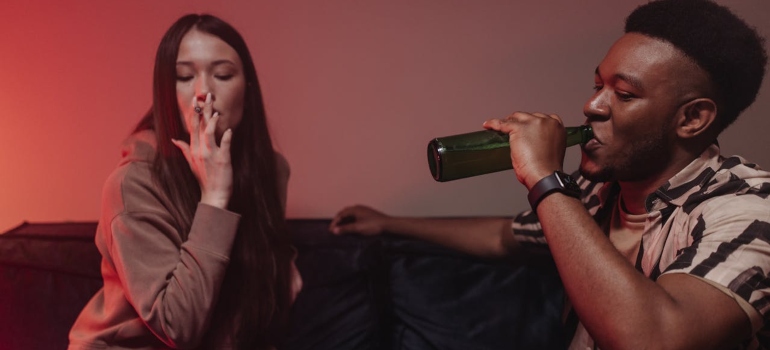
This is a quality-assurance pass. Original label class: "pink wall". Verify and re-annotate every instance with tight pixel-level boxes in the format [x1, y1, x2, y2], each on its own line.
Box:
[1, 0, 769, 232]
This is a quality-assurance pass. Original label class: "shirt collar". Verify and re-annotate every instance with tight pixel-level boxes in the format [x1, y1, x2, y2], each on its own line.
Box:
[646, 144, 721, 212]
[592, 144, 722, 214]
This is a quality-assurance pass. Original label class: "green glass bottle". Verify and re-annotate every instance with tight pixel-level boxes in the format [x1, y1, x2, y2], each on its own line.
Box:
[427, 125, 593, 182]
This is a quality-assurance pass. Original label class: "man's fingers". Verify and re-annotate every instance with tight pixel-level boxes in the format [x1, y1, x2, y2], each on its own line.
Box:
[331, 222, 358, 235]
[330, 206, 351, 224]
[484, 112, 564, 134]
[482, 118, 503, 131]
[530, 112, 563, 125]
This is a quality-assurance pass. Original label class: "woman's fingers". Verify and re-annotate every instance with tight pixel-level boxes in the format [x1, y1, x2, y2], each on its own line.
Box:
[201, 92, 213, 124]
[194, 93, 227, 150]
[171, 139, 192, 163]
[189, 96, 202, 151]
[177, 93, 233, 208]
[203, 112, 218, 148]
[219, 128, 232, 154]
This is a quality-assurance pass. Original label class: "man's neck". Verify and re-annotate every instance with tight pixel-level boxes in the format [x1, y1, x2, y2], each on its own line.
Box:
[617, 152, 701, 215]
[617, 179, 663, 214]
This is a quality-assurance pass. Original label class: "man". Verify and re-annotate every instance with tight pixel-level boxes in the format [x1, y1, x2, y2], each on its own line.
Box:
[330, 0, 769, 348]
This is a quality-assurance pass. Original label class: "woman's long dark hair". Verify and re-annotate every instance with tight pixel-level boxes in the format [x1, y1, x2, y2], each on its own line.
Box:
[135, 14, 293, 349]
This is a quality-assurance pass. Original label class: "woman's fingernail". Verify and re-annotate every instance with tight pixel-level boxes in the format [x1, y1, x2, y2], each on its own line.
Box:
[206, 92, 212, 103]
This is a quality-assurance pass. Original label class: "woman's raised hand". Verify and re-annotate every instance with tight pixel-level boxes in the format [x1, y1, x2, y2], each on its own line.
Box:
[172, 93, 234, 209]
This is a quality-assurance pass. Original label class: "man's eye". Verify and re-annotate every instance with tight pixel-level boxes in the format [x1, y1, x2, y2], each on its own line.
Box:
[616, 92, 634, 101]
[176, 76, 193, 82]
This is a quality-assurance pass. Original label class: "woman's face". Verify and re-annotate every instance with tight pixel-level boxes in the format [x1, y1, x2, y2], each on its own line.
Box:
[176, 28, 246, 140]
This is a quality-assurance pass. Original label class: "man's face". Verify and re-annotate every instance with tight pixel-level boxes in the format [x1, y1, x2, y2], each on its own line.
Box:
[579, 33, 699, 183]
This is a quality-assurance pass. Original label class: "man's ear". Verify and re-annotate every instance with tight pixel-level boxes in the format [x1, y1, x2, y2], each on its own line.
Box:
[677, 98, 717, 139]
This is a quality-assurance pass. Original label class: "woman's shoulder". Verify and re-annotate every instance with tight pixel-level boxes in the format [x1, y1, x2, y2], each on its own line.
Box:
[101, 132, 163, 217]
[119, 130, 157, 165]
[101, 156, 160, 217]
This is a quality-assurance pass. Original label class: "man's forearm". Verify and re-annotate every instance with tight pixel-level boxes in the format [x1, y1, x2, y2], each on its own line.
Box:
[383, 216, 519, 258]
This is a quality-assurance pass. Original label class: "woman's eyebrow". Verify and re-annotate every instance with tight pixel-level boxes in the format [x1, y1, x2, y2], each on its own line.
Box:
[175, 60, 237, 67]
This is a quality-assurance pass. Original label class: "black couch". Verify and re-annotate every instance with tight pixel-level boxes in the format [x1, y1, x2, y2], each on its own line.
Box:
[0, 220, 567, 350]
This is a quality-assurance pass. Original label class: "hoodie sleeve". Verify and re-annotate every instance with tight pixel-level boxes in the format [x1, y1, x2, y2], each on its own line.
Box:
[102, 163, 240, 348]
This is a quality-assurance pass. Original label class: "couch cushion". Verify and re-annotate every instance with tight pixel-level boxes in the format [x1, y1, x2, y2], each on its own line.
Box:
[386, 237, 567, 350]
[0, 220, 567, 350]
[285, 219, 389, 350]
[0, 222, 103, 350]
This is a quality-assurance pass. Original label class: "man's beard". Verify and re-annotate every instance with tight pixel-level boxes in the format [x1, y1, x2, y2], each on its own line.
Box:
[579, 130, 672, 184]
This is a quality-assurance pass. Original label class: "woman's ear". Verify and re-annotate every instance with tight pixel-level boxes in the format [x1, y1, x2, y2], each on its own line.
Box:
[677, 98, 717, 139]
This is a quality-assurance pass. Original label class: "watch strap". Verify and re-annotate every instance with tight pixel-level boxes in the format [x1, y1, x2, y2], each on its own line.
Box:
[527, 171, 581, 211]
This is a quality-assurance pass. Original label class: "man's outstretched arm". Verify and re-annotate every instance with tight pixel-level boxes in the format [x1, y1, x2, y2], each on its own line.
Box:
[330, 205, 520, 259]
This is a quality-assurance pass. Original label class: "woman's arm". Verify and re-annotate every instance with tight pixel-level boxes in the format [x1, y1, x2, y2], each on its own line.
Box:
[100, 166, 240, 348]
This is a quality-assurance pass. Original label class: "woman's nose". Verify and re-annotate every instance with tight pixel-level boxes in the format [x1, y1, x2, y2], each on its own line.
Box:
[194, 77, 210, 102]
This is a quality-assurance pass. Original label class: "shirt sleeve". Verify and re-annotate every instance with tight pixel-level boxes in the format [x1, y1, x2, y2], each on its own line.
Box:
[512, 209, 547, 246]
[511, 172, 608, 247]
[682, 274, 764, 333]
[662, 194, 770, 326]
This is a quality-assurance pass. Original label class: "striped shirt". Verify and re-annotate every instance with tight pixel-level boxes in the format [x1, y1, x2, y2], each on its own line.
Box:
[512, 144, 770, 349]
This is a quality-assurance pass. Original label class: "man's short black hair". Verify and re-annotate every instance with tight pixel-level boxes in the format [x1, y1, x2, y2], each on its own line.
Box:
[625, 0, 767, 132]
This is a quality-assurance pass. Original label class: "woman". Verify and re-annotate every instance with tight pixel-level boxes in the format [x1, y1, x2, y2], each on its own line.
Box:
[69, 14, 301, 349]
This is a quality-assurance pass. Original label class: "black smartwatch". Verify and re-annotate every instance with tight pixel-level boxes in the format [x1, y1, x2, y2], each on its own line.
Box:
[527, 171, 582, 210]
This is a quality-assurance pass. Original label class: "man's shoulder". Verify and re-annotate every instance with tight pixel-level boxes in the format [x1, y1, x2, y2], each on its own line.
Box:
[667, 149, 770, 209]
[690, 190, 770, 224]
[712, 154, 770, 191]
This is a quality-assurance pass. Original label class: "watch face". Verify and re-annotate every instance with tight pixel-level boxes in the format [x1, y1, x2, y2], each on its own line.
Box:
[557, 171, 581, 193]
[528, 171, 582, 209]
